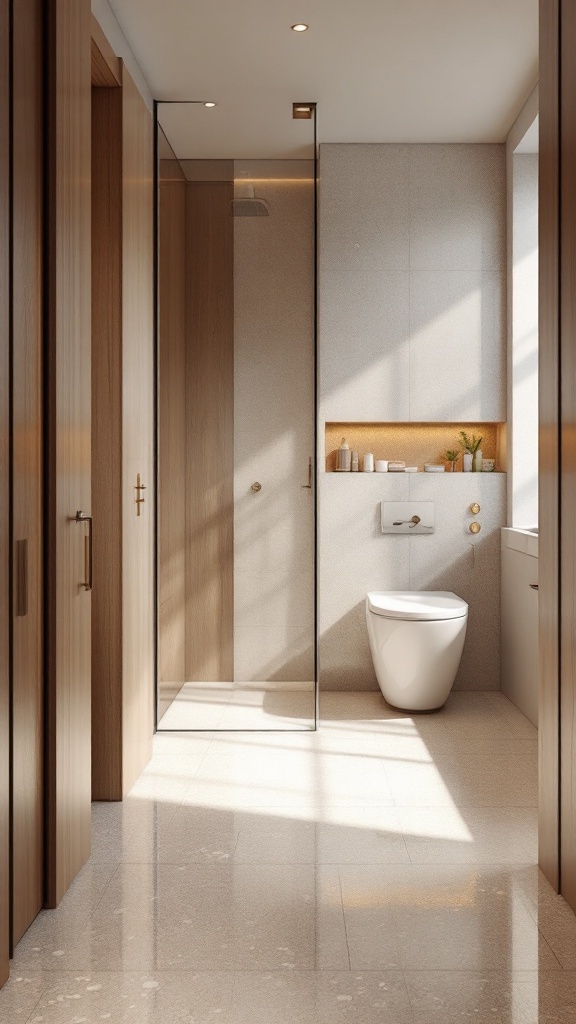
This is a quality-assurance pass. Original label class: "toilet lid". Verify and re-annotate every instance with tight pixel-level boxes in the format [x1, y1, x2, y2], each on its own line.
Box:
[366, 591, 468, 621]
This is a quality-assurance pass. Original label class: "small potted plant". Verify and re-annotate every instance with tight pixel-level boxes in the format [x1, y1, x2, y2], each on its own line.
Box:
[458, 431, 482, 473]
[445, 449, 460, 472]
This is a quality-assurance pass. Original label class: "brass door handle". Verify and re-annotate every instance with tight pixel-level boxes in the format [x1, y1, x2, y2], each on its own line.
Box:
[75, 511, 93, 591]
[135, 473, 146, 515]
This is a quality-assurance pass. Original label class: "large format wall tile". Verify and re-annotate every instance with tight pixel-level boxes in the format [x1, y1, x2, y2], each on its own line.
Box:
[408, 144, 506, 273]
[320, 270, 410, 422]
[319, 144, 410, 273]
[319, 474, 505, 692]
[408, 473, 506, 691]
[318, 143, 507, 690]
[319, 475, 410, 691]
[409, 270, 506, 421]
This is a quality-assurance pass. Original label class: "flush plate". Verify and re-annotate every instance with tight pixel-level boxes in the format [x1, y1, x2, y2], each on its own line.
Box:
[381, 501, 435, 535]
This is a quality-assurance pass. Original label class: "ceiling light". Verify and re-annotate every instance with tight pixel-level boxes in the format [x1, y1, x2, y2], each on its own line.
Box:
[291, 23, 308, 31]
[204, 101, 216, 108]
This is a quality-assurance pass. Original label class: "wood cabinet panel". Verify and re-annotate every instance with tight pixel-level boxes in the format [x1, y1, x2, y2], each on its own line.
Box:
[560, 0, 576, 911]
[538, 0, 561, 893]
[0, 0, 9, 985]
[91, 61, 154, 798]
[45, 0, 92, 907]
[91, 85, 123, 800]
[11, 0, 44, 943]
[121, 64, 154, 791]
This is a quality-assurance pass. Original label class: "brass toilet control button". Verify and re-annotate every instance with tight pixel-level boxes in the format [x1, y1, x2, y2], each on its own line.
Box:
[470, 503, 481, 515]
[251, 482, 262, 493]
[469, 521, 481, 534]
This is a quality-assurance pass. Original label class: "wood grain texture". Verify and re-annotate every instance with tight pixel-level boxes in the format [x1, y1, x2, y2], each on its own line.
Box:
[158, 180, 187, 712]
[11, 0, 44, 944]
[90, 14, 120, 87]
[121, 63, 154, 792]
[0, 0, 9, 987]
[91, 63, 154, 798]
[45, 0, 92, 907]
[539, 0, 561, 894]
[185, 181, 234, 682]
[91, 86, 123, 800]
[560, 0, 576, 912]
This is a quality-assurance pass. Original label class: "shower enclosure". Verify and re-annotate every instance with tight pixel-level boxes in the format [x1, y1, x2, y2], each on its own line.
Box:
[155, 102, 317, 730]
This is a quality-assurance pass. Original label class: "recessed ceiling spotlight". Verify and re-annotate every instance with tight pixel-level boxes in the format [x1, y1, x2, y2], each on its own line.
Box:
[291, 23, 309, 31]
[204, 101, 217, 107]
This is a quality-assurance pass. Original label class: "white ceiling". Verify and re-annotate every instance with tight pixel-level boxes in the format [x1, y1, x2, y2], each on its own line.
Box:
[109, 0, 538, 159]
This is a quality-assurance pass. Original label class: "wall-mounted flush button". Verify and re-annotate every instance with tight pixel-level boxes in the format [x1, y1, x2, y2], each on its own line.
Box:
[469, 521, 481, 534]
[470, 503, 481, 515]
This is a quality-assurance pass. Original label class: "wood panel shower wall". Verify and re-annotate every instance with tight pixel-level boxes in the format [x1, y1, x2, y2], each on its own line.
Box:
[158, 169, 235, 696]
[158, 166, 187, 710]
[185, 179, 235, 683]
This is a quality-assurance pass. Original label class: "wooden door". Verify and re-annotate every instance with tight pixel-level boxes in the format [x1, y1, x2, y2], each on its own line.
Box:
[45, 0, 92, 907]
[11, 0, 44, 943]
[121, 65, 154, 791]
[0, 0, 9, 986]
[91, 55, 154, 799]
[559, 0, 576, 911]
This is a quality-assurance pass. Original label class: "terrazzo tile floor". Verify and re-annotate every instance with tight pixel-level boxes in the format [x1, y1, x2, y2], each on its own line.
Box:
[4, 691, 575, 1022]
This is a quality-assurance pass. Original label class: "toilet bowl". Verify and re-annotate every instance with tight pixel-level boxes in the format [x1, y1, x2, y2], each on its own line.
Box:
[366, 591, 468, 711]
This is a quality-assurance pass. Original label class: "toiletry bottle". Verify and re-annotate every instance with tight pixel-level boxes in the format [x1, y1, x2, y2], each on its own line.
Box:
[351, 451, 359, 472]
[474, 449, 483, 472]
[337, 438, 352, 472]
[363, 453, 374, 472]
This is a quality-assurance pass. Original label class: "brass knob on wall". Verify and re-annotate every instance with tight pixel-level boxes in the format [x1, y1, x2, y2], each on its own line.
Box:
[470, 503, 481, 515]
[469, 521, 481, 534]
[251, 482, 262, 493]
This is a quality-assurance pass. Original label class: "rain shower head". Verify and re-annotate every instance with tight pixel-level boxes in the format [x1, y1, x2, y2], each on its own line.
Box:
[231, 184, 270, 217]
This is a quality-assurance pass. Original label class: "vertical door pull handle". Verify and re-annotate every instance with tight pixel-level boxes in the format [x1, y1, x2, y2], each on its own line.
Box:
[16, 539, 28, 617]
[301, 456, 313, 488]
[75, 511, 93, 591]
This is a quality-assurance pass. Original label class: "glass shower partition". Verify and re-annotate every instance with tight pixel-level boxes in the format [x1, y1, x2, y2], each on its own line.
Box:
[155, 103, 317, 730]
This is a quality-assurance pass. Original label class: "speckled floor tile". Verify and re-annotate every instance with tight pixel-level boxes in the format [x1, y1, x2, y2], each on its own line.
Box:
[232, 970, 414, 1024]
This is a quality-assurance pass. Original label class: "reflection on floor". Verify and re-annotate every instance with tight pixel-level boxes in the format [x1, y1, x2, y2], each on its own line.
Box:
[5, 691, 576, 1022]
[158, 680, 315, 730]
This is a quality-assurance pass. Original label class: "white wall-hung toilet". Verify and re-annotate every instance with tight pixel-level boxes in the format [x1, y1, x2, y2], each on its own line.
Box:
[366, 591, 468, 711]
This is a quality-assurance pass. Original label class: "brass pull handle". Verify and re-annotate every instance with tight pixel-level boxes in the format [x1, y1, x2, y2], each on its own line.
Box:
[301, 456, 313, 488]
[75, 511, 93, 591]
[16, 539, 28, 617]
[135, 473, 146, 516]
[529, 583, 539, 591]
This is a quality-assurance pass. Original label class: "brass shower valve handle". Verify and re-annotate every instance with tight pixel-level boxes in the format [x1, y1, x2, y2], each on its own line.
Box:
[251, 482, 262, 493]
[470, 503, 481, 515]
[469, 521, 481, 534]
[135, 473, 146, 516]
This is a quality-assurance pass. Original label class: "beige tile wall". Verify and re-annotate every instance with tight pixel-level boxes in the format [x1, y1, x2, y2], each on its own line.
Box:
[318, 143, 507, 691]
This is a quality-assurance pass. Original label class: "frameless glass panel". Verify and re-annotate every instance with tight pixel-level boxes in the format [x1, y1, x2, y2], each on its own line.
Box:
[156, 103, 316, 730]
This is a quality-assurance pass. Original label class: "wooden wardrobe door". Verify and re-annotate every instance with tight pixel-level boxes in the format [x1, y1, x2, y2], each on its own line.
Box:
[11, 0, 44, 945]
[0, 0, 10, 986]
[121, 65, 154, 792]
[45, 0, 92, 907]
